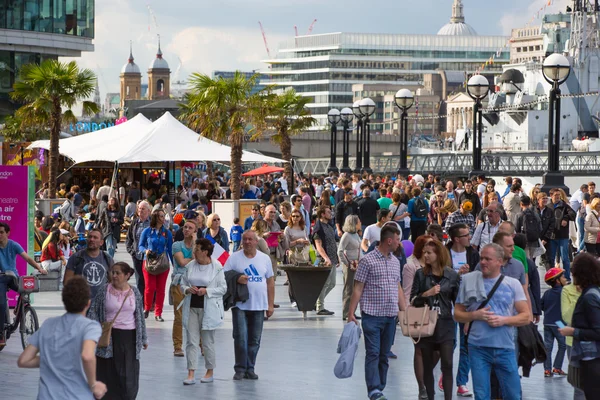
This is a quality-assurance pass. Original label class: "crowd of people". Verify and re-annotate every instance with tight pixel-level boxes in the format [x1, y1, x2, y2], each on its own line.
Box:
[3, 170, 600, 400]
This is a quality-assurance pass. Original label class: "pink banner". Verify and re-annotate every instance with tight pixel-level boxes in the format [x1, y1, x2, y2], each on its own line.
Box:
[0, 166, 34, 306]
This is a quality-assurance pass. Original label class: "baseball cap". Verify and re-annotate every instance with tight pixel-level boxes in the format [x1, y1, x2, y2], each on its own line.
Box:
[183, 210, 198, 220]
[345, 189, 353, 195]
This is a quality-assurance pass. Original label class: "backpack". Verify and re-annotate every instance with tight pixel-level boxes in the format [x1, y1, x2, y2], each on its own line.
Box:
[413, 197, 428, 219]
[523, 209, 542, 243]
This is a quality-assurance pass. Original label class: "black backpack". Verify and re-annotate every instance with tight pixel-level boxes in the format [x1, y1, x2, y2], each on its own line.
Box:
[413, 197, 428, 219]
[523, 210, 542, 243]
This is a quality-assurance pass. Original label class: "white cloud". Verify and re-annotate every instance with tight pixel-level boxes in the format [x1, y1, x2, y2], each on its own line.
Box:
[498, 0, 571, 35]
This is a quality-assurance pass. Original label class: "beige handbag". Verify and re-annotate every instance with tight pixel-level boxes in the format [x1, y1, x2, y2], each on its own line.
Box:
[98, 289, 132, 348]
[399, 299, 438, 344]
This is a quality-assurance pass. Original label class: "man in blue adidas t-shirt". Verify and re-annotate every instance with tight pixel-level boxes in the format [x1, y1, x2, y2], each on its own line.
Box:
[455, 243, 530, 400]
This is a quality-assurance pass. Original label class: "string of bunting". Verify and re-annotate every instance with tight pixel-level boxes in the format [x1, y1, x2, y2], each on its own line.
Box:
[404, 91, 600, 121]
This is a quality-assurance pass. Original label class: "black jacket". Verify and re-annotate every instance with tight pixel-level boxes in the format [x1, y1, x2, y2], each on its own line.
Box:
[223, 270, 249, 311]
[445, 242, 480, 272]
[410, 267, 460, 319]
[357, 197, 380, 227]
[551, 200, 576, 239]
[335, 200, 358, 230]
[458, 190, 481, 217]
[572, 286, 600, 343]
[536, 205, 556, 242]
[527, 258, 541, 316]
[518, 322, 547, 377]
[126, 217, 148, 257]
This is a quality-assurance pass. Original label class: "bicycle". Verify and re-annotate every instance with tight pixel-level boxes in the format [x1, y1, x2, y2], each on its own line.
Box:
[0, 272, 40, 351]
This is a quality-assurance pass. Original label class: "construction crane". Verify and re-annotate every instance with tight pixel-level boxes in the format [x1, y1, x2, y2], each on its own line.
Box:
[258, 21, 271, 58]
[147, 4, 159, 32]
[307, 19, 317, 34]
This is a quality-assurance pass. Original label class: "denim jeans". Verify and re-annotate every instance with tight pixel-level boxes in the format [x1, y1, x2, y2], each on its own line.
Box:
[231, 308, 264, 373]
[549, 238, 571, 280]
[232, 241, 241, 252]
[543, 325, 566, 371]
[361, 312, 397, 397]
[577, 216, 586, 252]
[105, 235, 116, 258]
[468, 345, 521, 400]
[0, 275, 18, 339]
[456, 322, 471, 387]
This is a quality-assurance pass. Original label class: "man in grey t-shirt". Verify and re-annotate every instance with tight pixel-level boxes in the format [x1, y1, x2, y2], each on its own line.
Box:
[64, 229, 114, 300]
[18, 276, 107, 399]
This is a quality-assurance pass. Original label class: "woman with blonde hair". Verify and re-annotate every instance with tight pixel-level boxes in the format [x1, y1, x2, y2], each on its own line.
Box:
[584, 197, 600, 255]
[436, 199, 457, 227]
[251, 219, 270, 255]
[203, 214, 229, 253]
[337, 215, 361, 320]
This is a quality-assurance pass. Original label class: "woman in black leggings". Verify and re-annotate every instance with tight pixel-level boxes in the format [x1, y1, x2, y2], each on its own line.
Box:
[410, 240, 460, 400]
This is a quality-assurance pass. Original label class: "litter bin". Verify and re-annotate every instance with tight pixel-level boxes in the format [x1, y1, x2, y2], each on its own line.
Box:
[279, 264, 332, 319]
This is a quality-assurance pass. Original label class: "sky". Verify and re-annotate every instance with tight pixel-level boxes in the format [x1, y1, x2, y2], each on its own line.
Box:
[67, 0, 572, 98]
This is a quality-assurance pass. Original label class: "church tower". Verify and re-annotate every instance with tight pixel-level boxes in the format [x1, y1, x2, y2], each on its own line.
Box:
[450, 0, 465, 24]
[119, 43, 142, 108]
[147, 36, 170, 100]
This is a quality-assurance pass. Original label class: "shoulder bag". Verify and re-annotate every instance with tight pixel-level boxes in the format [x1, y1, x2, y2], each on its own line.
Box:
[399, 275, 438, 344]
[464, 274, 505, 349]
[144, 228, 171, 275]
[98, 289, 132, 348]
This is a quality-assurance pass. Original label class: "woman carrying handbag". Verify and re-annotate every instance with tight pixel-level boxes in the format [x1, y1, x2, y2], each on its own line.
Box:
[89, 262, 148, 400]
[138, 209, 174, 321]
[410, 240, 459, 400]
[337, 215, 362, 321]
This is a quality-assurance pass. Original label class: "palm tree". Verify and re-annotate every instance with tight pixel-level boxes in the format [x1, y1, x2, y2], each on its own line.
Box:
[266, 89, 315, 191]
[179, 71, 267, 200]
[11, 60, 98, 196]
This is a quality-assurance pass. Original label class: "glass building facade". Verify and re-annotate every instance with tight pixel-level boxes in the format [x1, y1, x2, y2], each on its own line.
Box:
[0, 0, 94, 37]
[261, 32, 510, 130]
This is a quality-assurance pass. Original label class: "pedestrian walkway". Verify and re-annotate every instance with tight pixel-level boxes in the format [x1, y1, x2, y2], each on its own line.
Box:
[0, 247, 574, 399]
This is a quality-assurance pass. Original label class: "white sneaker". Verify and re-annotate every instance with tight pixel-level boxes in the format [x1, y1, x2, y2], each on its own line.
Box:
[291, 302, 297, 308]
[456, 385, 473, 397]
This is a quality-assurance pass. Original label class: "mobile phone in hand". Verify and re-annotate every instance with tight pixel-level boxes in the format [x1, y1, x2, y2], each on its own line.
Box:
[555, 321, 566, 329]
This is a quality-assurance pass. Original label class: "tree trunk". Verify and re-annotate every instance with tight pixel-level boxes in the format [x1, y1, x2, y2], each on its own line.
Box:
[206, 161, 214, 181]
[230, 131, 243, 200]
[279, 127, 294, 195]
[48, 99, 62, 198]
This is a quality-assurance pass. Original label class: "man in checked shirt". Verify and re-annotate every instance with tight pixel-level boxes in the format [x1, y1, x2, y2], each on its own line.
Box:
[348, 223, 407, 400]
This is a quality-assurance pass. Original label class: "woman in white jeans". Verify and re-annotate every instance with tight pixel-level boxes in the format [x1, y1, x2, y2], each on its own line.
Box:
[180, 238, 227, 385]
[40, 230, 66, 287]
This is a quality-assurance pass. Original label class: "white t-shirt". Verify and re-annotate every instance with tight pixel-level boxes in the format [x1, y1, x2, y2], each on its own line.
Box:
[224, 251, 273, 311]
[363, 224, 382, 248]
[477, 183, 486, 203]
[450, 249, 468, 272]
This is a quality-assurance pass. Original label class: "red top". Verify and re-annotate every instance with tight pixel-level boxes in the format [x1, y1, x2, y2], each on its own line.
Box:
[40, 242, 63, 262]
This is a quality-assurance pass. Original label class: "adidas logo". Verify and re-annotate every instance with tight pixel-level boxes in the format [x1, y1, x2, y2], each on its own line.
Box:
[244, 264, 263, 283]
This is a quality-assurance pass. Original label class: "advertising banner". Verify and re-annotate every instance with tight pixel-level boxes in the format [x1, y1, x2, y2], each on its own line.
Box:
[0, 166, 35, 306]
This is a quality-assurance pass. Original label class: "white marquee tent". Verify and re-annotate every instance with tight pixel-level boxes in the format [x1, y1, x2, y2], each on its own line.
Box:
[116, 112, 284, 164]
[28, 112, 284, 164]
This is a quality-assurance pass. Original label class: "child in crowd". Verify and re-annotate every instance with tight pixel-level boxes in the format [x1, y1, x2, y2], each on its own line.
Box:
[230, 218, 243, 252]
[541, 267, 568, 377]
[85, 213, 96, 231]
[74, 209, 86, 236]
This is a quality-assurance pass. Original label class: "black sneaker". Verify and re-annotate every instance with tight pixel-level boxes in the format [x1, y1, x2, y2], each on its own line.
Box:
[317, 309, 334, 315]
[233, 372, 245, 380]
[144, 310, 149, 319]
[244, 371, 259, 380]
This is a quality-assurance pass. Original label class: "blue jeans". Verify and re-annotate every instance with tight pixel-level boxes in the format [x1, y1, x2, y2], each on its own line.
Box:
[398, 221, 410, 243]
[361, 312, 397, 397]
[577, 216, 586, 252]
[0, 275, 18, 339]
[549, 238, 571, 280]
[543, 325, 566, 371]
[456, 323, 470, 386]
[232, 241, 241, 252]
[468, 345, 521, 400]
[105, 235, 116, 258]
[231, 308, 264, 373]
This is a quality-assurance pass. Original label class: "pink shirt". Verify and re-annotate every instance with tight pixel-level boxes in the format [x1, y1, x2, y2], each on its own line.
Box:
[105, 285, 136, 330]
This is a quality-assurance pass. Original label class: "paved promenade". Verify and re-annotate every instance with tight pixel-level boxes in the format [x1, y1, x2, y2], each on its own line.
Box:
[0, 248, 574, 399]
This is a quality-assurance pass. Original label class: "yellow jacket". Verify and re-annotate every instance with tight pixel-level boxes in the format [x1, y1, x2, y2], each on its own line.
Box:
[561, 283, 581, 347]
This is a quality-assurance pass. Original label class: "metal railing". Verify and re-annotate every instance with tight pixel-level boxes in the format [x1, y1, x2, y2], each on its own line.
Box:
[294, 152, 600, 176]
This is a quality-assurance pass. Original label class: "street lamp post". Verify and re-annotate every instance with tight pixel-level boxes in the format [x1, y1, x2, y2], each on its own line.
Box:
[394, 89, 414, 177]
[327, 109, 341, 173]
[540, 53, 571, 195]
[340, 107, 354, 174]
[466, 75, 490, 178]
[359, 98, 376, 174]
[352, 101, 363, 173]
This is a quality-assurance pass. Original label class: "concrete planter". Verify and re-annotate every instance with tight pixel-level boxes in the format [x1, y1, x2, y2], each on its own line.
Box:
[211, 199, 260, 234]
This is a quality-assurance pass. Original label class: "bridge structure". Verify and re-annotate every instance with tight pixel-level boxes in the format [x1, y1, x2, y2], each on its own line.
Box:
[294, 152, 600, 176]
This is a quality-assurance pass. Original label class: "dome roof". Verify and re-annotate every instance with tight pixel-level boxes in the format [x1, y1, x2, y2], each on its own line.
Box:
[149, 38, 169, 70]
[121, 47, 140, 74]
[499, 69, 525, 84]
[437, 23, 477, 36]
[437, 0, 478, 36]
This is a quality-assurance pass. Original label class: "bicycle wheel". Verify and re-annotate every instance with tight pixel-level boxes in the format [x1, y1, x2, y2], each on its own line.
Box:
[20, 306, 39, 350]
